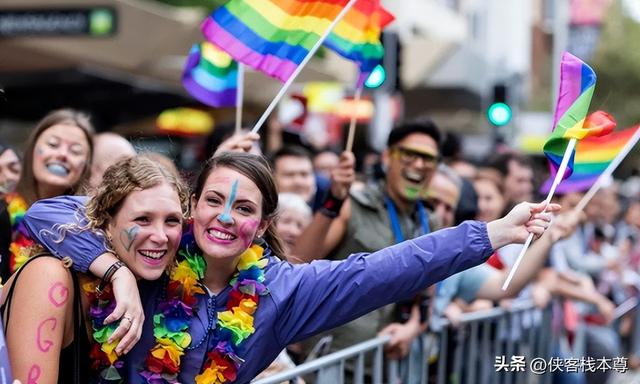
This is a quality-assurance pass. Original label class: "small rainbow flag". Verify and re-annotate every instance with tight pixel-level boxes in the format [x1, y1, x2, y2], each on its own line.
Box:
[541, 115, 631, 195]
[201, 0, 393, 83]
[182, 42, 238, 107]
[324, 0, 394, 84]
[543, 52, 612, 181]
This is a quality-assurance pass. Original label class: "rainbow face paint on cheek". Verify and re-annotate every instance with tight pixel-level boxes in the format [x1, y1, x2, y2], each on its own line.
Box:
[120, 225, 139, 252]
[217, 179, 238, 224]
[239, 220, 260, 248]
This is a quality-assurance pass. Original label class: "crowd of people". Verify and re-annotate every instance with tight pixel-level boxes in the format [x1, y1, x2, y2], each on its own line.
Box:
[0, 108, 636, 384]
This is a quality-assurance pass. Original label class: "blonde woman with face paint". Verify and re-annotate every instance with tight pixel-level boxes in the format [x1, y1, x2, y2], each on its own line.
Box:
[1, 156, 187, 384]
[23, 151, 558, 384]
[0, 109, 94, 283]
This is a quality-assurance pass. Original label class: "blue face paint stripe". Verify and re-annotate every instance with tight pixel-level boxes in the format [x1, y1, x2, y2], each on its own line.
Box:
[218, 179, 238, 224]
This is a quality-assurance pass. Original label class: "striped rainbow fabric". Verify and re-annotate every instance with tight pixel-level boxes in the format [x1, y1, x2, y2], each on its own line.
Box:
[324, 0, 394, 85]
[201, 0, 393, 83]
[182, 42, 238, 107]
[541, 113, 629, 195]
[542, 52, 615, 181]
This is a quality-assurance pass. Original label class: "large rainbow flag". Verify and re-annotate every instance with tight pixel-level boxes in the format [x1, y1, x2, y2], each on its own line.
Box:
[201, 0, 393, 83]
[182, 42, 238, 107]
[543, 53, 612, 181]
[540, 125, 640, 195]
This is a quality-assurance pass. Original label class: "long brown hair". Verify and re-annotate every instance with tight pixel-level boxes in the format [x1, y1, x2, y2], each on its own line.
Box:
[193, 152, 286, 258]
[16, 108, 95, 205]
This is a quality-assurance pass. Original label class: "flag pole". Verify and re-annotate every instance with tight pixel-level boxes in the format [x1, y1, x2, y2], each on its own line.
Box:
[250, 0, 358, 134]
[345, 85, 363, 152]
[235, 63, 245, 133]
[574, 126, 640, 213]
[502, 138, 577, 291]
[614, 297, 638, 319]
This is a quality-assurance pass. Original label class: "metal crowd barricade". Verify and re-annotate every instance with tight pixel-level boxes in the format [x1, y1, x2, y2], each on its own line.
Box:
[253, 300, 554, 384]
[426, 299, 554, 384]
[252, 335, 391, 384]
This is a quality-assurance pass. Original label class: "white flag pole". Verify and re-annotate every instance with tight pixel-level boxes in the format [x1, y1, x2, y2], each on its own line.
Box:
[345, 85, 363, 152]
[250, 0, 358, 134]
[502, 138, 577, 291]
[614, 297, 638, 319]
[574, 126, 640, 213]
[235, 63, 245, 134]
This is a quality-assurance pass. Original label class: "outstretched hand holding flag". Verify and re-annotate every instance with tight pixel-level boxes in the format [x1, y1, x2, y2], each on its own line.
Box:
[502, 52, 613, 290]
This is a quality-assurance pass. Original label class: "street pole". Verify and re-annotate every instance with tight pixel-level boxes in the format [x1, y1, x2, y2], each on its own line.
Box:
[551, 0, 570, 111]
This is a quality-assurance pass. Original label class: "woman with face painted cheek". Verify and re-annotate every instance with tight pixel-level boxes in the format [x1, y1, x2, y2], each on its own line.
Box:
[23, 151, 558, 384]
[0, 109, 94, 283]
[0, 156, 187, 384]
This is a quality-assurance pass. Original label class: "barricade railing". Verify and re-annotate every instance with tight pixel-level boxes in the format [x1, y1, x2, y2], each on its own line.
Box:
[252, 335, 391, 384]
[427, 299, 553, 384]
[253, 299, 553, 384]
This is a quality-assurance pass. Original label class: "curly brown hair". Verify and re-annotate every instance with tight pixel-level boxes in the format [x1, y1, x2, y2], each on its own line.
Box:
[85, 156, 189, 231]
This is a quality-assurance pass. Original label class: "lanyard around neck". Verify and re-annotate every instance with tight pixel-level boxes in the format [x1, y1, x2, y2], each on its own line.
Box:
[384, 195, 430, 244]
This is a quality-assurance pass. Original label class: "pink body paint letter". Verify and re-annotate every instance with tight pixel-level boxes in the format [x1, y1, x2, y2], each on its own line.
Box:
[36, 318, 57, 353]
[27, 364, 41, 384]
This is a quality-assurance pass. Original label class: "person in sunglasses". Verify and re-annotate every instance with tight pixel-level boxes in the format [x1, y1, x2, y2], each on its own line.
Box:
[292, 120, 443, 370]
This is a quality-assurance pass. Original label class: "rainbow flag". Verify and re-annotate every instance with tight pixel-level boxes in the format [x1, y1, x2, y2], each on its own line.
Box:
[324, 0, 394, 84]
[182, 42, 238, 107]
[201, 0, 393, 83]
[543, 52, 612, 181]
[541, 123, 640, 195]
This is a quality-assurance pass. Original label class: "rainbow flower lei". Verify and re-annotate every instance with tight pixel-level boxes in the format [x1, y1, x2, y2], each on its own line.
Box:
[140, 227, 269, 384]
[83, 282, 127, 383]
[6, 193, 34, 273]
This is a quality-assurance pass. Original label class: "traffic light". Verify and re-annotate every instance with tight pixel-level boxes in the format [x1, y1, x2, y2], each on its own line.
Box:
[364, 64, 386, 88]
[364, 31, 401, 91]
[487, 84, 512, 126]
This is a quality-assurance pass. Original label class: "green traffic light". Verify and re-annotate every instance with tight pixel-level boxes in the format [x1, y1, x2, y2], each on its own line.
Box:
[89, 9, 115, 36]
[487, 102, 512, 126]
[364, 64, 386, 88]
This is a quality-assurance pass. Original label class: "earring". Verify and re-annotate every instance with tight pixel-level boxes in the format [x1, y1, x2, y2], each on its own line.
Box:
[187, 216, 194, 225]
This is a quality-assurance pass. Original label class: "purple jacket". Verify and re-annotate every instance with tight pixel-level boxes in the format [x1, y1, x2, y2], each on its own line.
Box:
[24, 196, 493, 383]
